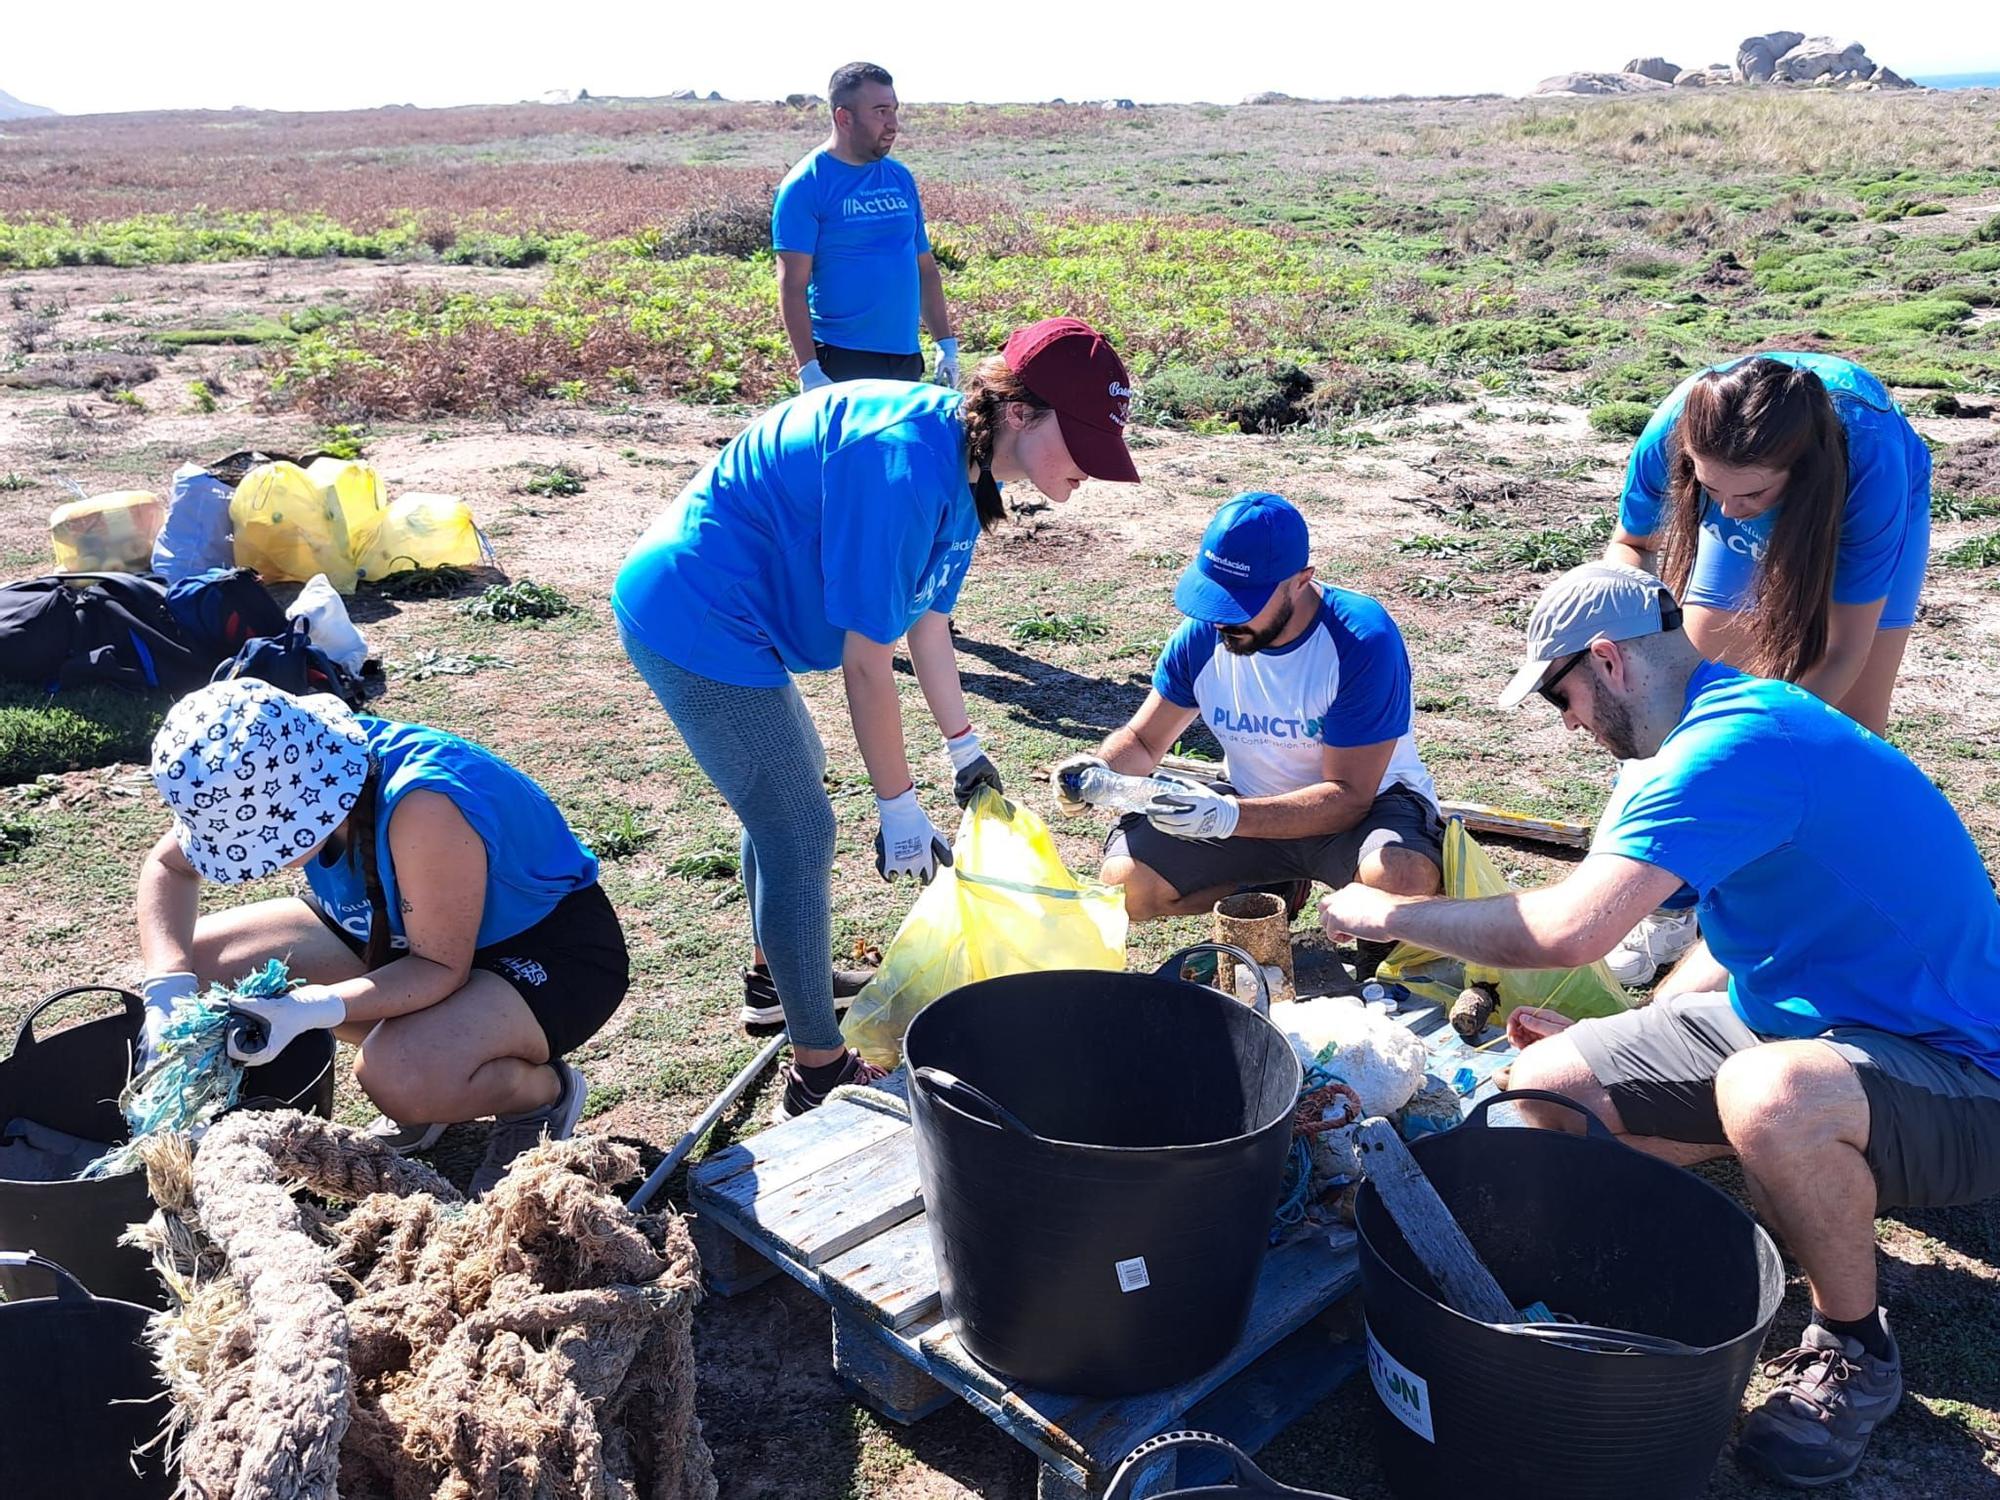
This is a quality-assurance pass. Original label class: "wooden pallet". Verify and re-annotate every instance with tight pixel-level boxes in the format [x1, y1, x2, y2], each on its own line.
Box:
[687, 1002, 1516, 1497]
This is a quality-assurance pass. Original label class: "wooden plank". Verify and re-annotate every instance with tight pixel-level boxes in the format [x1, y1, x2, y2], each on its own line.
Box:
[746, 1128, 926, 1269]
[1352, 1120, 1517, 1323]
[820, 1209, 941, 1331]
[689, 1076, 910, 1212]
[1182, 1304, 1367, 1463]
[687, 1210, 778, 1298]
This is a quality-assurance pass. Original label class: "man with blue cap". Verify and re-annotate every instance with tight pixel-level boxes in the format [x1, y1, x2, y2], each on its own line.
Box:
[1056, 492, 1443, 932]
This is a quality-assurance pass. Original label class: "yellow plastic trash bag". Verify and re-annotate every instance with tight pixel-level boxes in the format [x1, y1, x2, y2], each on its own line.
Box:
[305, 457, 386, 559]
[49, 490, 165, 572]
[843, 787, 1128, 1067]
[230, 462, 356, 592]
[354, 493, 489, 581]
[1374, 818, 1631, 1023]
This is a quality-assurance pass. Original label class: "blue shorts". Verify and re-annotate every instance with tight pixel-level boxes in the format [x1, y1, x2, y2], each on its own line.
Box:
[1684, 487, 1930, 630]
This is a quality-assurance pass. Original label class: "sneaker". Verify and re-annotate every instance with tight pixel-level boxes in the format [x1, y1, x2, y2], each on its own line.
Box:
[1737, 1317, 1903, 1489]
[363, 1116, 447, 1155]
[468, 1061, 588, 1198]
[777, 1050, 890, 1119]
[739, 963, 877, 1032]
[1355, 937, 1396, 981]
[1604, 907, 1699, 986]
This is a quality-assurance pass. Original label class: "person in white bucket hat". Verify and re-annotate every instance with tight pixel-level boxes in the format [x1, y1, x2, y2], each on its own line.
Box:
[137, 679, 628, 1196]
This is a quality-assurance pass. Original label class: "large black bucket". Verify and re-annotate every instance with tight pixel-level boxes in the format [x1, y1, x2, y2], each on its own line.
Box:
[0, 985, 336, 1307]
[905, 944, 1302, 1396]
[1355, 1091, 1784, 1500]
[0, 1250, 173, 1498]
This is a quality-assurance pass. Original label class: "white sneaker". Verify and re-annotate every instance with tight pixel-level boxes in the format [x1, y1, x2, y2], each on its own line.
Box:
[364, 1116, 448, 1155]
[1605, 908, 1699, 986]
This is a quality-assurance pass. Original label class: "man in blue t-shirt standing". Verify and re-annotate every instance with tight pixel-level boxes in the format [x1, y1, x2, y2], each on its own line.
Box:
[1057, 492, 1444, 938]
[1320, 561, 2000, 1490]
[772, 62, 957, 392]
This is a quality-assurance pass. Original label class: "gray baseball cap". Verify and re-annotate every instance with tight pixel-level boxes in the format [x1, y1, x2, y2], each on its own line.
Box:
[1498, 562, 1682, 709]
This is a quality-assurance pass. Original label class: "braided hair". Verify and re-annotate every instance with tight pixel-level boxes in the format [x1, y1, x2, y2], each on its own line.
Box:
[958, 354, 1052, 532]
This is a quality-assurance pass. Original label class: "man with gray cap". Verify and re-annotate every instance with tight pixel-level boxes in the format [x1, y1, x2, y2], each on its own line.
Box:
[1320, 560, 2000, 1489]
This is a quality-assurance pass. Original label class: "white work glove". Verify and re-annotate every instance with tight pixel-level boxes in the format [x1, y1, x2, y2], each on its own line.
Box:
[945, 726, 1004, 808]
[1051, 753, 1108, 815]
[932, 337, 961, 388]
[138, 971, 201, 1073]
[1145, 780, 1241, 842]
[225, 984, 347, 1066]
[875, 787, 953, 884]
[798, 359, 833, 392]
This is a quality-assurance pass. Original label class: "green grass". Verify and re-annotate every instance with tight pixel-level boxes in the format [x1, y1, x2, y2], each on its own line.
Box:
[0, 686, 168, 784]
[522, 463, 587, 498]
[455, 580, 577, 623]
[1942, 532, 2000, 569]
[153, 321, 294, 347]
[1589, 402, 1654, 438]
[1008, 612, 1109, 644]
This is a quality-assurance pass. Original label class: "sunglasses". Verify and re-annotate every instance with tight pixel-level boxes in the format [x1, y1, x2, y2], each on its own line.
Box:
[1536, 593, 1683, 708]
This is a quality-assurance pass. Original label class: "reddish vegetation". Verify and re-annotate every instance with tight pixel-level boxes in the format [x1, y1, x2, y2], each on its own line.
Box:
[0, 101, 1090, 232]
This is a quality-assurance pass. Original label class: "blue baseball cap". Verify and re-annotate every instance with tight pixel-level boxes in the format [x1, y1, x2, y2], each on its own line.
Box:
[1173, 492, 1311, 625]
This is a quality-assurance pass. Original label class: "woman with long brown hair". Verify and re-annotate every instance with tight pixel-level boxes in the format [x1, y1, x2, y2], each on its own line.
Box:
[612, 319, 1138, 1114]
[1606, 352, 1932, 735]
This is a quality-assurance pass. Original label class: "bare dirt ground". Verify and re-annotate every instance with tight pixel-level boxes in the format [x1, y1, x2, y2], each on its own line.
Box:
[5, 258, 2000, 1497]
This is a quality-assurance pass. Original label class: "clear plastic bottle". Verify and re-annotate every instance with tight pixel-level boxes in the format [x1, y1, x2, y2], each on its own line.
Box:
[1059, 763, 1186, 814]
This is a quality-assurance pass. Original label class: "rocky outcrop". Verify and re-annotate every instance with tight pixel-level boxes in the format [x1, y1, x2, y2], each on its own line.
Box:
[1774, 36, 1871, 82]
[1871, 66, 1915, 89]
[1623, 57, 1681, 84]
[1534, 71, 1672, 97]
[1243, 91, 1298, 105]
[0, 87, 55, 120]
[1737, 31, 1806, 82]
[1673, 65, 1735, 87]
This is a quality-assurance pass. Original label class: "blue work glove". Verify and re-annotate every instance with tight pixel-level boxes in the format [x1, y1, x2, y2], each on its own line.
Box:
[138, 971, 201, 1074]
[798, 359, 833, 392]
[225, 984, 347, 1066]
[945, 727, 1004, 808]
[933, 338, 961, 388]
[1145, 780, 1241, 842]
[875, 787, 953, 884]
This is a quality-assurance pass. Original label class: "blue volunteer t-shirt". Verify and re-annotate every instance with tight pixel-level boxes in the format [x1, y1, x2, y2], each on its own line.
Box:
[1618, 352, 1932, 610]
[1594, 661, 2000, 1074]
[612, 382, 980, 686]
[1152, 584, 1437, 806]
[305, 719, 600, 952]
[772, 148, 930, 354]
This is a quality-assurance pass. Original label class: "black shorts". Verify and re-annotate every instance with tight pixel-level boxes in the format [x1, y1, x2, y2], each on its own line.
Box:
[308, 882, 629, 1059]
[1568, 994, 2000, 1211]
[815, 342, 924, 382]
[1104, 781, 1445, 900]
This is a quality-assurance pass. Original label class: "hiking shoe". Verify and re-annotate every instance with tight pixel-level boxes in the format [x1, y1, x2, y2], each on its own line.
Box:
[1604, 906, 1699, 986]
[777, 1050, 890, 1119]
[468, 1061, 587, 1198]
[1355, 937, 1397, 981]
[363, 1116, 447, 1155]
[1737, 1318, 1903, 1489]
[740, 963, 877, 1032]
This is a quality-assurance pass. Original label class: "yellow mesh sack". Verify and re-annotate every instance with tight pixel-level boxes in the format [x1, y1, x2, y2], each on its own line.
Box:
[49, 490, 165, 573]
[354, 494, 488, 581]
[230, 462, 356, 591]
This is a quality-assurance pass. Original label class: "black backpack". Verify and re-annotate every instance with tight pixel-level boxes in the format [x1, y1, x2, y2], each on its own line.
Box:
[0, 573, 213, 695]
[211, 617, 368, 710]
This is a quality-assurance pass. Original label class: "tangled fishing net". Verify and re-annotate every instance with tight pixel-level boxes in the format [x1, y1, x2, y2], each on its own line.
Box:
[134, 1109, 716, 1500]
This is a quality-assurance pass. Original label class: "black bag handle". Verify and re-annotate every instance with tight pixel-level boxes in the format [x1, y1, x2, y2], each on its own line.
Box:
[1462, 1087, 1616, 1141]
[0, 1250, 95, 1303]
[1106, 1430, 1341, 1499]
[912, 1068, 1036, 1139]
[11, 985, 143, 1055]
[1157, 942, 1272, 1014]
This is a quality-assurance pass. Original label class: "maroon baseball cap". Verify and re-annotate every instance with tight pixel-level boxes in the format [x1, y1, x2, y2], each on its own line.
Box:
[1001, 317, 1139, 483]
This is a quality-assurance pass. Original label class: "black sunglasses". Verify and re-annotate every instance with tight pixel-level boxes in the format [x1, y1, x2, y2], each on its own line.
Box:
[1538, 592, 1682, 707]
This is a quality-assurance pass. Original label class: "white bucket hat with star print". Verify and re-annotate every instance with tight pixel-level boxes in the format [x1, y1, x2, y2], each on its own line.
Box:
[150, 679, 371, 883]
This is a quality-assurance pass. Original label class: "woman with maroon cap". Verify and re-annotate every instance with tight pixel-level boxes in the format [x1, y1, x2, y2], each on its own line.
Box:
[613, 317, 1138, 1114]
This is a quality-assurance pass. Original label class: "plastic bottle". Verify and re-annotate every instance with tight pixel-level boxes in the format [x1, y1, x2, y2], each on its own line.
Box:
[1059, 763, 1187, 814]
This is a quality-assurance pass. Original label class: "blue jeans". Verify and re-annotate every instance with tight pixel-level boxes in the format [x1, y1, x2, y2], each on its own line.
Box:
[620, 626, 845, 1050]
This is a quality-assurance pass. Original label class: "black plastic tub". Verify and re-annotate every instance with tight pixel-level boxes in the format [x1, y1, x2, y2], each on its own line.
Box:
[0, 985, 335, 1306]
[905, 944, 1301, 1396]
[0, 1251, 173, 1498]
[1355, 1090, 1784, 1500]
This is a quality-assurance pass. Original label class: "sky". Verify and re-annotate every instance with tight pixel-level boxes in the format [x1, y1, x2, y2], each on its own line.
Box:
[7, 2, 1996, 116]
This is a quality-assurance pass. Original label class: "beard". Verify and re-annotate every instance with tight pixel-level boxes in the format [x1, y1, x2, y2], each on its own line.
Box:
[1593, 690, 1645, 761]
[1219, 595, 1298, 656]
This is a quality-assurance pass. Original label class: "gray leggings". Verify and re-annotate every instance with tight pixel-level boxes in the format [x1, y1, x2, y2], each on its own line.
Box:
[621, 626, 844, 1049]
